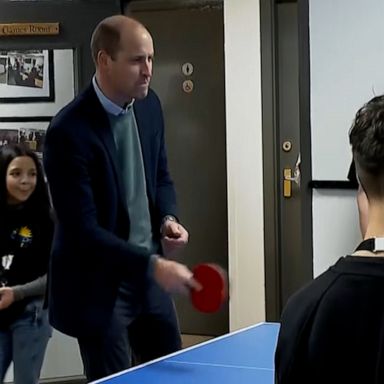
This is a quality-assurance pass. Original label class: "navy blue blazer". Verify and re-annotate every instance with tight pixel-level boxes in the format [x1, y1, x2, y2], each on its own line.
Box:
[43, 85, 178, 337]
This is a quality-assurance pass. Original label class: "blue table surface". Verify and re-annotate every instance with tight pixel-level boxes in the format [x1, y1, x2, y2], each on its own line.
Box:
[93, 322, 280, 384]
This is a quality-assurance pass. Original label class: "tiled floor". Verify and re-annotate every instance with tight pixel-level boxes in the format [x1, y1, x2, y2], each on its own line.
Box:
[181, 334, 213, 348]
[42, 378, 85, 384]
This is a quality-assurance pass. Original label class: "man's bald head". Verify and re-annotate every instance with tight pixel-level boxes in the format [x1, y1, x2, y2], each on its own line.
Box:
[90, 15, 148, 65]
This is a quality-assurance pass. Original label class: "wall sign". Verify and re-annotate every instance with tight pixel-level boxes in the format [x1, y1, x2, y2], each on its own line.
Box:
[0, 23, 59, 37]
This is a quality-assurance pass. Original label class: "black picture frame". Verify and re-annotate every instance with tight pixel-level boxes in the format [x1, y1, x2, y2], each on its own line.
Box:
[0, 50, 55, 103]
[0, 116, 52, 158]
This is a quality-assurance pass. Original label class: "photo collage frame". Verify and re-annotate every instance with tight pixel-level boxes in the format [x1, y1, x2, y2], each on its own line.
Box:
[0, 49, 54, 103]
[0, 117, 51, 159]
[0, 49, 56, 159]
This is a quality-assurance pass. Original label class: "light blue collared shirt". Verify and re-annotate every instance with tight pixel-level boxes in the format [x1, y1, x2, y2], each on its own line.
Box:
[92, 75, 134, 116]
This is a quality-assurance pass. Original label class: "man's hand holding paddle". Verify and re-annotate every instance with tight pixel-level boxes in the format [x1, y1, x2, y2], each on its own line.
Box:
[153, 257, 201, 295]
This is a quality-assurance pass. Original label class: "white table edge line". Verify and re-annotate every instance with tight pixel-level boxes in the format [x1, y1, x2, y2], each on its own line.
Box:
[165, 360, 274, 371]
[90, 322, 278, 383]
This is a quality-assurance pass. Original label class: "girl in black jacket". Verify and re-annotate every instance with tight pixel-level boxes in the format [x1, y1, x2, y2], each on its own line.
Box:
[0, 144, 53, 384]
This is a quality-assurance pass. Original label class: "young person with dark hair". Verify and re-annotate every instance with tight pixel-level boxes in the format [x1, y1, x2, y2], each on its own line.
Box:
[275, 95, 384, 383]
[0, 144, 52, 383]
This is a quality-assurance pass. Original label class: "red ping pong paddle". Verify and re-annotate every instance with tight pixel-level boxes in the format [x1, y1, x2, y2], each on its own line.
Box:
[190, 263, 229, 313]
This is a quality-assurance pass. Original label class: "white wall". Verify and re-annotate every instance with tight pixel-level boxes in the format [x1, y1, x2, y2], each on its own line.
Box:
[312, 190, 360, 276]
[224, 0, 265, 330]
[309, 0, 384, 275]
[40, 330, 83, 380]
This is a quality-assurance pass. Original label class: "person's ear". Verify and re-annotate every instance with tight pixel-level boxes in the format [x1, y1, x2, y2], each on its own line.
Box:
[97, 50, 110, 69]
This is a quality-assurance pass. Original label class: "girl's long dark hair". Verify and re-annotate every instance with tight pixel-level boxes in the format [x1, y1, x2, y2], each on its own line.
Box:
[0, 144, 51, 215]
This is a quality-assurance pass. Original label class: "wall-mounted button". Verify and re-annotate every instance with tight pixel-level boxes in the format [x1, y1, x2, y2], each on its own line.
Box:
[183, 80, 194, 93]
[182, 62, 194, 76]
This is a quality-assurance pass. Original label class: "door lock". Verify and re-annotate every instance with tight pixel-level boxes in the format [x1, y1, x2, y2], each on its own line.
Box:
[283, 168, 293, 198]
[283, 154, 301, 198]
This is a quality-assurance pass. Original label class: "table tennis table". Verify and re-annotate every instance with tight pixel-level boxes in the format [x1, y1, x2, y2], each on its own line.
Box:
[93, 322, 280, 384]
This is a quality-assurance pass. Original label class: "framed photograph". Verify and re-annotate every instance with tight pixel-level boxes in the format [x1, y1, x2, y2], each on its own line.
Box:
[0, 117, 52, 159]
[0, 50, 55, 103]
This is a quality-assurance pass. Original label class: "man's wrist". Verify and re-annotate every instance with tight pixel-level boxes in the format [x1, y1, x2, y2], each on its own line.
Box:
[160, 215, 178, 233]
[161, 215, 178, 225]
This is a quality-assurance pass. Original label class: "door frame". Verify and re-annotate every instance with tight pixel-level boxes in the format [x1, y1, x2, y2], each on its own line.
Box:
[122, 0, 222, 12]
[260, 0, 312, 321]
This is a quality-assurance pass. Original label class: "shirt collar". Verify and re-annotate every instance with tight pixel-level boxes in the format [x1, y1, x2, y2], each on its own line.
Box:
[92, 75, 134, 116]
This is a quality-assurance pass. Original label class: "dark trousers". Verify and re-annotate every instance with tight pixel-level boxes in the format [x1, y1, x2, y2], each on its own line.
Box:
[77, 278, 181, 382]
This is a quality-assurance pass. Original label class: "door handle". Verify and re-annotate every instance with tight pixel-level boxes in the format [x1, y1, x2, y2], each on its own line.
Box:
[283, 154, 301, 198]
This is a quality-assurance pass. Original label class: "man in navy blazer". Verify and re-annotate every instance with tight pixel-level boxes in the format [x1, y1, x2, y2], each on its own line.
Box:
[44, 15, 200, 381]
